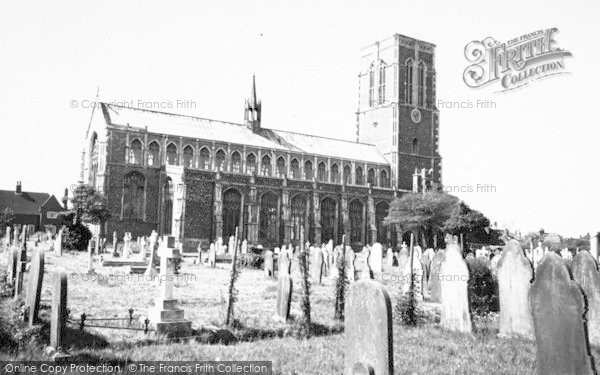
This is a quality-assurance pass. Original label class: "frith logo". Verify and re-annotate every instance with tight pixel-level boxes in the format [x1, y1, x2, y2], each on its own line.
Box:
[463, 28, 573, 92]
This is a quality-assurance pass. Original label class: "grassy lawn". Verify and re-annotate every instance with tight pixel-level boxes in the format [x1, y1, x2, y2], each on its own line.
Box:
[0, 246, 542, 374]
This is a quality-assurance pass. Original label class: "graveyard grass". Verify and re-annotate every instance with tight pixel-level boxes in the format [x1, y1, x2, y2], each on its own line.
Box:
[0, 250, 544, 374]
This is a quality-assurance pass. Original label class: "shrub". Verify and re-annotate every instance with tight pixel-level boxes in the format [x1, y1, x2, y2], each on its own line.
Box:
[395, 272, 425, 326]
[467, 258, 499, 315]
[239, 253, 263, 269]
[62, 222, 92, 251]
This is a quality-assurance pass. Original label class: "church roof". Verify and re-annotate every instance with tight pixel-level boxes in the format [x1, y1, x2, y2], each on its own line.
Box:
[0, 190, 54, 216]
[100, 103, 389, 165]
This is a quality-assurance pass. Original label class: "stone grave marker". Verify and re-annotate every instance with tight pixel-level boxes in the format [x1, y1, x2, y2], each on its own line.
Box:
[571, 250, 600, 347]
[14, 247, 27, 300]
[264, 250, 274, 278]
[6, 247, 17, 286]
[439, 244, 471, 333]
[311, 248, 324, 284]
[208, 243, 216, 268]
[397, 247, 409, 276]
[276, 273, 293, 320]
[490, 253, 502, 278]
[49, 272, 70, 359]
[428, 250, 445, 302]
[344, 279, 393, 375]
[353, 248, 372, 281]
[370, 243, 383, 275]
[529, 252, 594, 375]
[54, 229, 63, 256]
[278, 248, 291, 276]
[497, 240, 534, 338]
[385, 248, 394, 267]
[24, 248, 45, 326]
[241, 239, 248, 254]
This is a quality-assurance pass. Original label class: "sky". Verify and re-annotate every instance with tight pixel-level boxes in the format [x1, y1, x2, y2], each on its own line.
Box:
[0, 0, 598, 237]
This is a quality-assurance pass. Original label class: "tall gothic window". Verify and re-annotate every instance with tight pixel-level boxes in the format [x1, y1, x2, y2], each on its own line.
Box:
[405, 59, 414, 105]
[246, 153, 257, 174]
[418, 61, 426, 107]
[355, 166, 364, 185]
[199, 147, 210, 169]
[166, 143, 178, 165]
[183, 145, 194, 168]
[412, 138, 419, 154]
[148, 141, 160, 167]
[368, 68, 375, 106]
[261, 155, 272, 176]
[349, 200, 364, 244]
[304, 160, 313, 180]
[343, 165, 351, 185]
[330, 163, 340, 183]
[231, 151, 241, 173]
[367, 168, 376, 185]
[317, 162, 327, 182]
[129, 139, 142, 165]
[276, 157, 286, 177]
[380, 169, 389, 188]
[290, 158, 300, 179]
[122, 172, 145, 220]
[378, 64, 386, 104]
[259, 192, 279, 242]
[215, 149, 226, 171]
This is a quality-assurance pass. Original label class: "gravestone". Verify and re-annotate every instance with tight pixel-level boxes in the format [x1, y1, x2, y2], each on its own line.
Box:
[370, 243, 383, 274]
[490, 253, 502, 278]
[311, 248, 324, 284]
[144, 232, 159, 276]
[264, 250, 274, 278]
[529, 252, 594, 375]
[428, 250, 445, 302]
[439, 244, 471, 333]
[208, 243, 216, 268]
[344, 279, 393, 375]
[228, 235, 235, 255]
[532, 242, 544, 269]
[385, 248, 394, 267]
[54, 229, 63, 256]
[353, 248, 372, 281]
[49, 272, 70, 359]
[497, 240, 534, 338]
[112, 231, 117, 254]
[6, 248, 17, 286]
[397, 247, 409, 276]
[571, 250, 600, 347]
[24, 248, 45, 326]
[241, 239, 248, 254]
[278, 249, 291, 276]
[420, 253, 431, 285]
[276, 274, 293, 320]
[14, 247, 27, 300]
[87, 239, 96, 275]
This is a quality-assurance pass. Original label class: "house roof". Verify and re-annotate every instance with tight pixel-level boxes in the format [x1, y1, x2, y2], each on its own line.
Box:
[101, 103, 389, 165]
[0, 190, 52, 216]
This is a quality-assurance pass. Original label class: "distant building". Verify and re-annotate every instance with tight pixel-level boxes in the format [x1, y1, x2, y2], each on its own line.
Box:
[0, 181, 66, 233]
[81, 34, 443, 249]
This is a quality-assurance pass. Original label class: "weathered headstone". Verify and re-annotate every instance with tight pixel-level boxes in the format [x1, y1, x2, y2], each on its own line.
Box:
[208, 243, 216, 268]
[370, 243, 383, 274]
[14, 247, 27, 300]
[497, 240, 534, 338]
[49, 272, 70, 359]
[385, 248, 394, 267]
[264, 250, 274, 278]
[24, 248, 45, 326]
[241, 239, 248, 254]
[6, 248, 17, 286]
[397, 247, 409, 276]
[54, 229, 63, 256]
[278, 249, 291, 276]
[87, 239, 96, 275]
[571, 250, 600, 347]
[344, 279, 393, 375]
[353, 248, 372, 281]
[276, 273, 293, 320]
[428, 250, 445, 302]
[529, 252, 594, 375]
[311, 248, 324, 284]
[112, 231, 117, 254]
[532, 242, 544, 269]
[490, 253, 502, 278]
[439, 244, 471, 333]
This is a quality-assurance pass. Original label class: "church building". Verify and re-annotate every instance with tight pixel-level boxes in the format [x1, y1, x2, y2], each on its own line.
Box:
[81, 34, 442, 250]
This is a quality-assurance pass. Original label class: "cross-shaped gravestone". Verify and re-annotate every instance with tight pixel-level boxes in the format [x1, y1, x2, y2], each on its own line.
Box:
[24, 248, 45, 326]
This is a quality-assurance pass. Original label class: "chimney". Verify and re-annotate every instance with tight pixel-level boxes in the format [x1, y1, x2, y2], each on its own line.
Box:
[15, 181, 22, 194]
[62, 187, 69, 209]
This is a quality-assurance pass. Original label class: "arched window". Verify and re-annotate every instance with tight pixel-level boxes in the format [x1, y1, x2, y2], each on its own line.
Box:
[304, 160, 313, 180]
[349, 200, 364, 244]
[148, 141, 160, 167]
[343, 165, 351, 185]
[246, 153, 256, 174]
[330, 163, 340, 183]
[405, 59, 414, 105]
[367, 168, 376, 185]
[379, 169, 389, 188]
[418, 61, 426, 107]
[259, 192, 279, 242]
[183, 145, 194, 168]
[162, 177, 173, 234]
[290, 158, 300, 179]
[122, 172, 145, 220]
[166, 143, 178, 165]
[368, 68, 375, 106]
[317, 162, 327, 182]
[261, 155, 272, 176]
[199, 147, 210, 169]
[231, 151, 241, 173]
[412, 138, 419, 154]
[215, 149, 226, 171]
[355, 166, 364, 185]
[378, 64, 386, 104]
[129, 139, 142, 165]
[276, 157, 286, 177]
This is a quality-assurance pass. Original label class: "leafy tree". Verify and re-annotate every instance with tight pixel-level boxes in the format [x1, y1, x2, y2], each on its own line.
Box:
[443, 202, 490, 252]
[70, 184, 111, 225]
[384, 191, 458, 248]
[0, 208, 15, 233]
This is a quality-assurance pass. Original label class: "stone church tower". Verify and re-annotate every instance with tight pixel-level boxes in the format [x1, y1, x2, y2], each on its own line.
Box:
[356, 34, 442, 191]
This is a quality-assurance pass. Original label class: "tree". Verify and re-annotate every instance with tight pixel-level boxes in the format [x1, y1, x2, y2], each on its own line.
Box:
[384, 191, 458, 248]
[0, 208, 15, 231]
[443, 202, 490, 252]
[70, 184, 111, 225]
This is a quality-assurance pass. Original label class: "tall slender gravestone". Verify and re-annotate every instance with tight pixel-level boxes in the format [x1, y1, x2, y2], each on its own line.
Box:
[14, 247, 27, 300]
[6, 248, 17, 286]
[264, 250, 274, 278]
[49, 272, 70, 359]
[24, 248, 45, 326]
[208, 243, 216, 268]
[397, 246, 409, 276]
[370, 243, 383, 275]
[571, 250, 600, 347]
[439, 244, 471, 333]
[428, 250, 445, 302]
[276, 273, 293, 320]
[497, 240, 534, 338]
[529, 252, 594, 375]
[344, 279, 393, 375]
[278, 249, 291, 276]
[54, 229, 63, 256]
[311, 248, 324, 284]
[353, 248, 372, 281]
